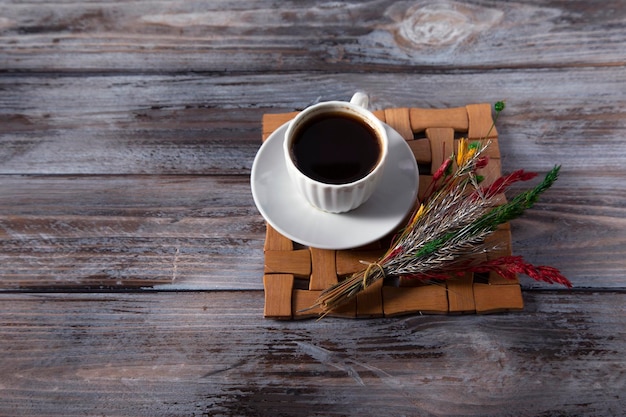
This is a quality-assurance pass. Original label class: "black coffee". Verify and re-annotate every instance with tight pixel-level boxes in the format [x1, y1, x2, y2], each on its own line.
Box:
[291, 113, 381, 184]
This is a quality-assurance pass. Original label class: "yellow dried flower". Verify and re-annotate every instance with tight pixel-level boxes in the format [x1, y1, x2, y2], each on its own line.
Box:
[456, 137, 476, 166]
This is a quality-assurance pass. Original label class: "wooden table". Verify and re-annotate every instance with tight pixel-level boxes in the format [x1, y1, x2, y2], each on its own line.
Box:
[1, 1, 625, 416]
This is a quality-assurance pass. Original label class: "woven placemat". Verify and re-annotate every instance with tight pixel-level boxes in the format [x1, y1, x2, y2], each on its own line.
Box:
[261, 104, 523, 319]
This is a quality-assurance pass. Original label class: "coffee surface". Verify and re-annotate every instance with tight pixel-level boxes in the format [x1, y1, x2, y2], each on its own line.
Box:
[291, 113, 381, 184]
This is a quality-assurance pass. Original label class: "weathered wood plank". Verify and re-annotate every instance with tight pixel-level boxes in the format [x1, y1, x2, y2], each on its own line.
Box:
[508, 171, 626, 289]
[0, 175, 265, 290]
[0, 0, 624, 72]
[1, 67, 624, 175]
[0, 1, 623, 415]
[0, 291, 624, 417]
[0, 172, 624, 290]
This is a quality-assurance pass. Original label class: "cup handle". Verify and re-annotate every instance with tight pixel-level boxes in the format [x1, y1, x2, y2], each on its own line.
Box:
[349, 92, 369, 109]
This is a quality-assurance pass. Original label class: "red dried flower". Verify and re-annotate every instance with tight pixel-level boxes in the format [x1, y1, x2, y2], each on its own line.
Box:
[476, 156, 489, 169]
[432, 158, 453, 182]
[470, 256, 572, 288]
[482, 170, 538, 199]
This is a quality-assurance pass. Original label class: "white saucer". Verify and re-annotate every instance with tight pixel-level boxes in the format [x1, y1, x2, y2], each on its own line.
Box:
[251, 121, 419, 250]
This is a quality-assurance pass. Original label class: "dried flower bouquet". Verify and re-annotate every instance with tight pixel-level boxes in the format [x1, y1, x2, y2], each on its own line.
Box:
[311, 102, 572, 316]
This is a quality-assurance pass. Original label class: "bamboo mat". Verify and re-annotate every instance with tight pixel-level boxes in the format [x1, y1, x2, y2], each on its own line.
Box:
[261, 104, 523, 319]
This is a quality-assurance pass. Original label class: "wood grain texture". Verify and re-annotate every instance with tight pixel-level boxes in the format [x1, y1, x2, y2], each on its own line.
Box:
[0, 175, 265, 290]
[0, 172, 623, 290]
[0, 291, 624, 417]
[0, 1, 624, 72]
[1, 68, 624, 175]
[0, 0, 625, 414]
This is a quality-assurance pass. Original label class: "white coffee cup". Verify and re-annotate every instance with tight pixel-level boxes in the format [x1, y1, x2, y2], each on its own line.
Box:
[283, 93, 388, 213]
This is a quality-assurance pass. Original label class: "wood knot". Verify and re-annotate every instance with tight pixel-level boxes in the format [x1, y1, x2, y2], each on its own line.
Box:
[387, 1, 503, 50]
